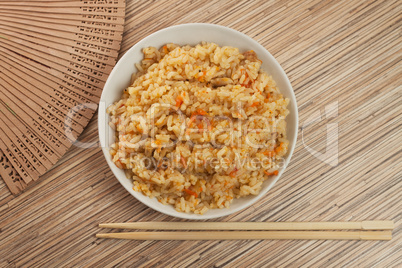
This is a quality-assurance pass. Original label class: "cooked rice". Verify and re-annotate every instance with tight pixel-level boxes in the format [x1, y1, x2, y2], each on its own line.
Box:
[107, 42, 289, 214]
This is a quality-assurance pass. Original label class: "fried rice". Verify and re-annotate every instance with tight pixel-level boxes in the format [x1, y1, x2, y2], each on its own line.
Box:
[107, 42, 289, 214]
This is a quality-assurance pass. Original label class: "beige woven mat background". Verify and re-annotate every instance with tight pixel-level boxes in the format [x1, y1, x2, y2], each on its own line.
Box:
[0, 0, 400, 266]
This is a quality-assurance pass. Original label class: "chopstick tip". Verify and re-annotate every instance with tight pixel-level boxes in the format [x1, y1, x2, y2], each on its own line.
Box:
[99, 223, 113, 228]
[96, 233, 106, 238]
[361, 220, 394, 230]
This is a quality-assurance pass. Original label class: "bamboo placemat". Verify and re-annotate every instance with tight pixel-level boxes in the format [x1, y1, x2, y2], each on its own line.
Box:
[0, 0, 400, 267]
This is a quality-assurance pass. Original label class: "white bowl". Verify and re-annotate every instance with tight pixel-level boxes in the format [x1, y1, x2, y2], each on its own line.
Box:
[98, 23, 298, 220]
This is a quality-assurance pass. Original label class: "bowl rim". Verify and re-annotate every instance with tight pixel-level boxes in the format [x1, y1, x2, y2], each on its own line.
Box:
[98, 23, 298, 220]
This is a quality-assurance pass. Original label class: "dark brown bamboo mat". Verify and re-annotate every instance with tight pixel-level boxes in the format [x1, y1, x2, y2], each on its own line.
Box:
[0, 0, 401, 267]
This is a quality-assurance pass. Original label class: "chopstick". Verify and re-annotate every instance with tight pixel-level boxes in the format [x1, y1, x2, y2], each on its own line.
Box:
[96, 221, 394, 241]
[96, 230, 392, 240]
[98, 221, 394, 230]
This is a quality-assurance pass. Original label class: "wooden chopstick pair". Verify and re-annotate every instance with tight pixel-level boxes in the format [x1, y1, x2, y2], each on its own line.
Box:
[96, 221, 394, 241]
